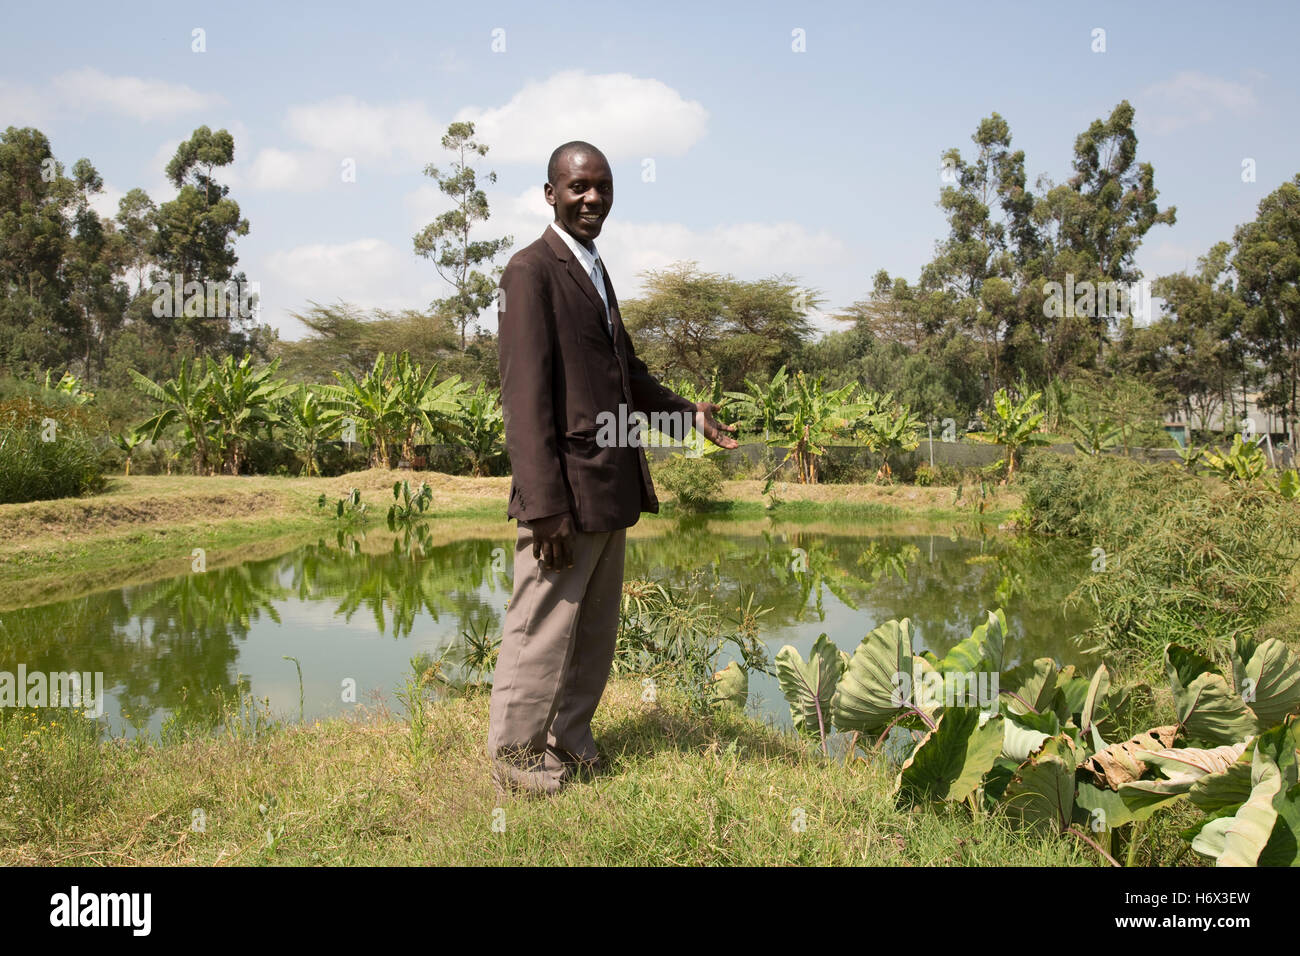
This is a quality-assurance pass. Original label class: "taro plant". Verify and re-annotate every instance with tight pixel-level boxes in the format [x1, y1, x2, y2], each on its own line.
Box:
[387, 479, 432, 529]
[318, 487, 367, 525]
[772, 608, 1300, 866]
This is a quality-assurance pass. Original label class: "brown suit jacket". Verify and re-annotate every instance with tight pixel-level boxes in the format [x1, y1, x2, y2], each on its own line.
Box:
[497, 226, 696, 533]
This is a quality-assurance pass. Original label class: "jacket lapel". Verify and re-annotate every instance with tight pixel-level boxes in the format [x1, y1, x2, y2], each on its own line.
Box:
[542, 227, 611, 340]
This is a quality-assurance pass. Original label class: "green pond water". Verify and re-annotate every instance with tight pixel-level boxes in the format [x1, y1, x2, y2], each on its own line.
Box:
[0, 520, 1096, 737]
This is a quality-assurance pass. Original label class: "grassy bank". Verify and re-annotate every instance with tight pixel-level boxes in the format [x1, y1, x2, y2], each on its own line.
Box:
[0, 678, 1108, 867]
[0, 471, 1018, 608]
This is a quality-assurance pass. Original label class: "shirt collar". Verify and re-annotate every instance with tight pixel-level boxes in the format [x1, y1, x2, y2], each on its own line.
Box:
[549, 221, 600, 272]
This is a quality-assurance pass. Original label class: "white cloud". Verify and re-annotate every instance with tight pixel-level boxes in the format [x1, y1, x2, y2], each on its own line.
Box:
[49, 68, 225, 122]
[1138, 71, 1257, 134]
[455, 70, 709, 165]
[0, 78, 51, 126]
[245, 148, 337, 191]
[283, 96, 444, 167]
[279, 71, 708, 177]
[261, 238, 442, 335]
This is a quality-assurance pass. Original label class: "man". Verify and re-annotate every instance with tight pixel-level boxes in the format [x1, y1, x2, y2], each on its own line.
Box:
[488, 141, 737, 796]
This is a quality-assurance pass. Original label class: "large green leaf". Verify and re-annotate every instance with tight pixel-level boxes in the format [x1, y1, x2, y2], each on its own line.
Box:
[1001, 708, 1059, 762]
[775, 634, 843, 746]
[896, 708, 1004, 805]
[1001, 735, 1078, 834]
[710, 661, 748, 712]
[1232, 637, 1300, 727]
[1188, 741, 1257, 812]
[1192, 746, 1284, 866]
[1080, 664, 1110, 735]
[937, 608, 1006, 674]
[1165, 644, 1258, 745]
[831, 618, 915, 735]
[1002, 658, 1059, 716]
[1076, 780, 1144, 831]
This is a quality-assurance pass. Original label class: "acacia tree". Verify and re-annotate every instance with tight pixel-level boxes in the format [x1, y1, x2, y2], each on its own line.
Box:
[413, 122, 511, 348]
[622, 265, 814, 391]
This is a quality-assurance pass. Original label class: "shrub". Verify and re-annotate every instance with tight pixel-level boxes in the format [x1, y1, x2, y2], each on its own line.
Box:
[1018, 451, 1300, 673]
[653, 454, 725, 510]
[0, 417, 106, 504]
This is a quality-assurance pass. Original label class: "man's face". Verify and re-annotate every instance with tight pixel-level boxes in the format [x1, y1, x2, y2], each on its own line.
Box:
[545, 150, 613, 247]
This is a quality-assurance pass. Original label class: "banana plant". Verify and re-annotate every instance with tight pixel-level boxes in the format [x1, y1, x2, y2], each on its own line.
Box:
[318, 352, 408, 468]
[983, 388, 1049, 480]
[1068, 412, 1121, 456]
[454, 382, 505, 476]
[204, 354, 290, 475]
[43, 370, 95, 405]
[130, 357, 215, 475]
[1201, 434, 1269, 485]
[282, 385, 344, 477]
[724, 365, 790, 442]
[391, 351, 467, 464]
[111, 427, 146, 475]
[859, 402, 923, 482]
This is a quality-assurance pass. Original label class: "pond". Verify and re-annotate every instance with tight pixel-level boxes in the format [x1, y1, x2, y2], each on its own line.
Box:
[0, 518, 1096, 737]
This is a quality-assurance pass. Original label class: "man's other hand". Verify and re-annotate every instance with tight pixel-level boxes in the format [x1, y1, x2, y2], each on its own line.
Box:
[530, 512, 575, 570]
[694, 402, 739, 450]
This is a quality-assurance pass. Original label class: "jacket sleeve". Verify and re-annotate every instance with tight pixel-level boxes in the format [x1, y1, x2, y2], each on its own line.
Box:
[622, 328, 697, 441]
[498, 257, 571, 520]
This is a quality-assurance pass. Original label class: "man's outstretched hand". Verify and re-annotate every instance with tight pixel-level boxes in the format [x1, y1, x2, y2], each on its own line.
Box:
[694, 402, 739, 449]
[530, 511, 575, 571]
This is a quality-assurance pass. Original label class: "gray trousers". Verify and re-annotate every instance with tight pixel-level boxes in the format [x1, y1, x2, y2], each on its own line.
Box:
[487, 521, 626, 790]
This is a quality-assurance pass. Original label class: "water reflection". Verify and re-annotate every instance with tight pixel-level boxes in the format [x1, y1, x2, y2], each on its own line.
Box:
[0, 520, 1093, 736]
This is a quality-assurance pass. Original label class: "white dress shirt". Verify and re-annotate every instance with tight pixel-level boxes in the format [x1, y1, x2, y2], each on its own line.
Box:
[549, 221, 612, 336]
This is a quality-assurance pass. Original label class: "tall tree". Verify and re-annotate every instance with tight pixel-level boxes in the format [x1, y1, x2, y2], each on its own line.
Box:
[413, 121, 511, 348]
[1034, 101, 1175, 363]
[0, 127, 80, 375]
[621, 264, 813, 390]
[1235, 173, 1300, 443]
[1148, 242, 1247, 431]
[151, 126, 251, 356]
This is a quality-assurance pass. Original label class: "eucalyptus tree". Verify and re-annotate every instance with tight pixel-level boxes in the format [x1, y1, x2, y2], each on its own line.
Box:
[1234, 173, 1300, 444]
[150, 126, 250, 356]
[413, 122, 512, 348]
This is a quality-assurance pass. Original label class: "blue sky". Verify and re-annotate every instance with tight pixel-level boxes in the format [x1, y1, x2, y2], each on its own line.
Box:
[3, 0, 1296, 340]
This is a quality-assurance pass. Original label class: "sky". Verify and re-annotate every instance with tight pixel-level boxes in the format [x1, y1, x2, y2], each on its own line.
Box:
[2, 0, 1296, 341]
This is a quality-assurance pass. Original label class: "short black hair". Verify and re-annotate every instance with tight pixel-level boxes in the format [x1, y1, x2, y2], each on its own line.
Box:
[547, 141, 608, 185]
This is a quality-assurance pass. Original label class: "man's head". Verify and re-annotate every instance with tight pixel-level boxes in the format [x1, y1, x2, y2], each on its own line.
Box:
[545, 141, 612, 249]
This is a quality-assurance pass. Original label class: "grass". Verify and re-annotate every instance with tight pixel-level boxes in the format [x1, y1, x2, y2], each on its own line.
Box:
[0, 679, 1098, 867]
[1017, 452, 1300, 680]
